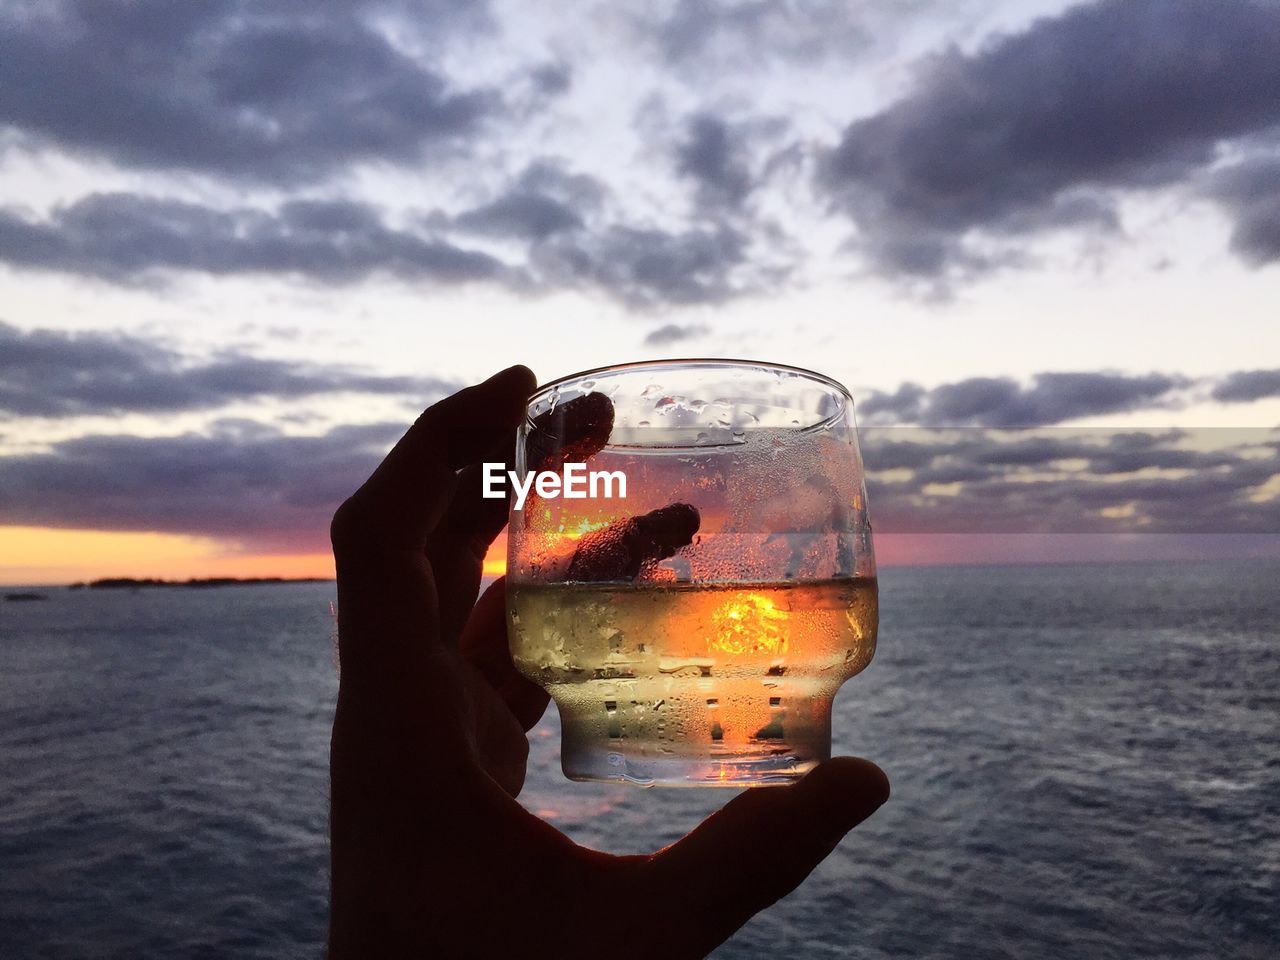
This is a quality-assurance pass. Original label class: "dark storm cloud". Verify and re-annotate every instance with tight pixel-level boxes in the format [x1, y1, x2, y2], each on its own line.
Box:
[0, 194, 510, 284]
[0, 422, 403, 551]
[819, 0, 1280, 277]
[0, 322, 455, 418]
[0, 0, 496, 181]
[859, 371, 1188, 427]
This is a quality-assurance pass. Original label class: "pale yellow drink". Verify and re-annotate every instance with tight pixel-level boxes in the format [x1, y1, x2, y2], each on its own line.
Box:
[508, 577, 877, 785]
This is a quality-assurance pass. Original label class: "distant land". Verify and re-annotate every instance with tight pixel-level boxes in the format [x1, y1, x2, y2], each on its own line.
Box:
[68, 577, 333, 590]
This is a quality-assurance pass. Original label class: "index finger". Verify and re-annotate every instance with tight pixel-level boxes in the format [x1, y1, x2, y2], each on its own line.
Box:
[332, 365, 538, 560]
[430, 390, 619, 643]
[330, 366, 536, 681]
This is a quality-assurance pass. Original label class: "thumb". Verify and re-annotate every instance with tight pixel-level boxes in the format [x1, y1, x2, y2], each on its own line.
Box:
[642, 757, 889, 958]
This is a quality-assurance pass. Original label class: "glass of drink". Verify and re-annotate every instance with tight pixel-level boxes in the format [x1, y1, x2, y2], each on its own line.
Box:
[506, 359, 876, 786]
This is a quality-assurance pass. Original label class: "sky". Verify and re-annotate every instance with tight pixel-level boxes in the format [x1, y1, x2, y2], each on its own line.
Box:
[1, 0, 1279, 583]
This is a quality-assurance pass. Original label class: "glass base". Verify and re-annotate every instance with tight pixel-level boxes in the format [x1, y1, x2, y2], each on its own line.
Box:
[557, 698, 833, 787]
[561, 742, 825, 787]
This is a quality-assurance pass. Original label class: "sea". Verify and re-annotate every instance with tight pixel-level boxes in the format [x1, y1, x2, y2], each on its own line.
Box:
[1, 560, 1277, 959]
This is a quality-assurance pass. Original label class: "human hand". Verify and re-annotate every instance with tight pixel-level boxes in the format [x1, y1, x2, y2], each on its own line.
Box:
[328, 365, 889, 959]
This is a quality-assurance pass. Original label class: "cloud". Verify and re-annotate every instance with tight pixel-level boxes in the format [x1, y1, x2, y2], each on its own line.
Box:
[860, 427, 1280, 534]
[450, 158, 758, 306]
[0, 0, 497, 181]
[450, 160, 599, 240]
[5, 0, 1276, 304]
[859, 371, 1188, 426]
[1, 423, 1274, 551]
[0, 321, 455, 418]
[640, 0, 877, 70]
[0, 184, 759, 306]
[857, 383, 927, 422]
[529, 62, 573, 96]
[819, 0, 1280, 278]
[532, 222, 752, 307]
[0, 422, 402, 551]
[643, 322, 708, 346]
[1208, 157, 1280, 265]
[676, 113, 754, 211]
[0, 194, 512, 284]
[453, 192, 583, 241]
[1211, 368, 1280, 403]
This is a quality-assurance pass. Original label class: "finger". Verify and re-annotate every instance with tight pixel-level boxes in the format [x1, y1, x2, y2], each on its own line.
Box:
[431, 392, 618, 641]
[330, 365, 535, 683]
[528, 390, 614, 472]
[458, 578, 549, 730]
[564, 502, 700, 581]
[331, 365, 537, 563]
[440, 392, 617, 546]
[429, 436, 514, 644]
[642, 757, 890, 957]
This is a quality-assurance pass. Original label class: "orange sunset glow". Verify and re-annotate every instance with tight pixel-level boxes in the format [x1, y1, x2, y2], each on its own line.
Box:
[0, 525, 511, 586]
[0, 526, 334, 585]
[8, 525, 1276, 586]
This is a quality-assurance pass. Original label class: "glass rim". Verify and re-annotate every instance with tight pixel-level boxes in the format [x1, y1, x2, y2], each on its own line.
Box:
[526, 357, 856, 434]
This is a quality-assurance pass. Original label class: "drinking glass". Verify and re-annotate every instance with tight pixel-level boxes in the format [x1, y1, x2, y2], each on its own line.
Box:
[506, 359, 876, 786]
